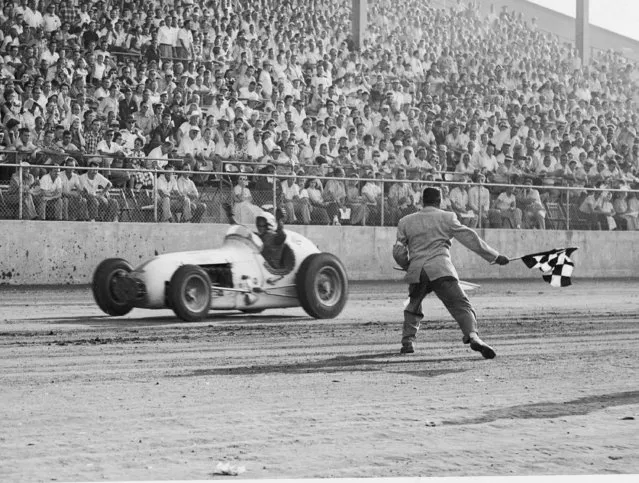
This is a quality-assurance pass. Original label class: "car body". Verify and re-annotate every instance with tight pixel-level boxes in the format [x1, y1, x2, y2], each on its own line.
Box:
[92, 225, 349, 321]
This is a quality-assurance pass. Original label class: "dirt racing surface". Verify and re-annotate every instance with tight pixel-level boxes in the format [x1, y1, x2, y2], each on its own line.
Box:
[1, 279, 638, 482]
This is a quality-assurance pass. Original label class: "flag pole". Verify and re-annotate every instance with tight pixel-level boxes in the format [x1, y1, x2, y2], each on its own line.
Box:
[490, 255, 522, 265]
[492, 247, 579, 265]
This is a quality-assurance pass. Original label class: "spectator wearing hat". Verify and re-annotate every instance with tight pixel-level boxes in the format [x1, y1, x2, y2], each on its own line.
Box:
[493, 155, 519, 185]
[177, 124, 202, 157]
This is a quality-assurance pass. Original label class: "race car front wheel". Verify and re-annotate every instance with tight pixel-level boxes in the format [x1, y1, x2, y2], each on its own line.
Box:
[169, 265, 212, 322]
[92, 258, 134, 316]
[296, 253, 348, 319]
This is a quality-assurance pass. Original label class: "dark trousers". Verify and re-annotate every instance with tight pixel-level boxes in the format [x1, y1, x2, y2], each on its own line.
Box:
[402, 269, 478, 344]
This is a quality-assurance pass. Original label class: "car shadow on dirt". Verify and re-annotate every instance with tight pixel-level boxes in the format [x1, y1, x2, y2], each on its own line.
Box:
[172, 353, 470, 377]
[36, 313, 308, 328]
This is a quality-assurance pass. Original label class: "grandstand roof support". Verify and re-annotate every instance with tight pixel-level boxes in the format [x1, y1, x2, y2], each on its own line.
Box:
[576, 0, 590, 65]
[352, 0, 367, 51]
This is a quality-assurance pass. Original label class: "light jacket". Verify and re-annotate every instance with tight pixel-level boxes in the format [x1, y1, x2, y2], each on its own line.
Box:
[396, 206, 500, 283]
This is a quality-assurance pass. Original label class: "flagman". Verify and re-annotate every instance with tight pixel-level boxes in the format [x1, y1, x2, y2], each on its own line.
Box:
[393, 187, 510, 358]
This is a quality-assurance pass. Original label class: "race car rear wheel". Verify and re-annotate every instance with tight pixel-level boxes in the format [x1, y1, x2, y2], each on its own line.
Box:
[170, 265, 212, 322]
[296, 253, 348, 319]
[92, 258, 134, 316]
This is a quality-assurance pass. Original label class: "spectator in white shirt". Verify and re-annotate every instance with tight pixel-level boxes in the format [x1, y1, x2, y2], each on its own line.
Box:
[177, 125, 202, 156]
[36, 163, 64, 220]
[79, 160, 119, 221]
[176, 168, 206, 222]
[156, 164, 187, 222]
[23, 0, 44, 28]
[43, 5, 61, 33]
[59, 157, 88, 221]
[147, 140, 173, 169]
[280, 174, 309, 224]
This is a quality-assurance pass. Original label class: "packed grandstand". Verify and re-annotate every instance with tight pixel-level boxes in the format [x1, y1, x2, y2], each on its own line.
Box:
[0, 0, 638, 231]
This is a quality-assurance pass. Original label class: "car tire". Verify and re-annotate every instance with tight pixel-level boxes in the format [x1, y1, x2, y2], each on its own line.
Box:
[296, 253, 348, 319]
[92, 258, 134, 316]
[169, 265, 212, 322]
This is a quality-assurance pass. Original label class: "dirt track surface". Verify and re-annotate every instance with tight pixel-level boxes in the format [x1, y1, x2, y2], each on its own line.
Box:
[1, 280, 638, 481]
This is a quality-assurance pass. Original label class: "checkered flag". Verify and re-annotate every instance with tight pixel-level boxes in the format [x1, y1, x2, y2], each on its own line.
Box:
[520, 248, 578, 287]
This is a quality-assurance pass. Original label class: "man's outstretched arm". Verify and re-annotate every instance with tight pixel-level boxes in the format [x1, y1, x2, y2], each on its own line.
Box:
[449, 215, 509, 265]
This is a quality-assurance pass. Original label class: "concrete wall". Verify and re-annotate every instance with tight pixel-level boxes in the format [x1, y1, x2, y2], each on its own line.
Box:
[0, 221, 637, 285]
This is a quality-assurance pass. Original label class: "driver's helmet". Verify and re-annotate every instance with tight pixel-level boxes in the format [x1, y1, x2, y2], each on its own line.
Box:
[256, 211, 277, 231]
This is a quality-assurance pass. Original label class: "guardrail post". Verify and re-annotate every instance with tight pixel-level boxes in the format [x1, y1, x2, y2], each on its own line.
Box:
[566, 189, 570, 230]
[272, 174, 277, 212]
[153, 169, 158, 222]
[18, 163, 23, 220]
[380, 179, 385, 227]
[478, 179, 483, 229]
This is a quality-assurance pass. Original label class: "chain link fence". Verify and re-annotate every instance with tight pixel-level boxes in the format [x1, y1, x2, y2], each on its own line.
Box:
[1, 159, 639, 231]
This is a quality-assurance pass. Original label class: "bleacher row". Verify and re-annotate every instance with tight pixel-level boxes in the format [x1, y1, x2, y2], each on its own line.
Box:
[0, 169, 633, 230]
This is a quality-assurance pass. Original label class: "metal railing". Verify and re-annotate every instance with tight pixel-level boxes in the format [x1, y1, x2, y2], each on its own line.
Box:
[2, 161, 638, 231]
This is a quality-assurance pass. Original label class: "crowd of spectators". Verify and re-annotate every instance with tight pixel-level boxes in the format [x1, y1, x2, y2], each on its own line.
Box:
[1, 0, 639, 229]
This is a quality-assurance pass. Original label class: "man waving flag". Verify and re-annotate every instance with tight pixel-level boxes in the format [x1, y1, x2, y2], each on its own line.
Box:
[519, 247, 578, 287]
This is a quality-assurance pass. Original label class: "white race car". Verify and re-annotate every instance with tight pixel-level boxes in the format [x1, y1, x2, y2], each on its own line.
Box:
[92, 225, 349, 321]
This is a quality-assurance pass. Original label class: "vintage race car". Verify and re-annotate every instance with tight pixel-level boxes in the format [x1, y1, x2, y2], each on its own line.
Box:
[91, 224, 349, 321]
